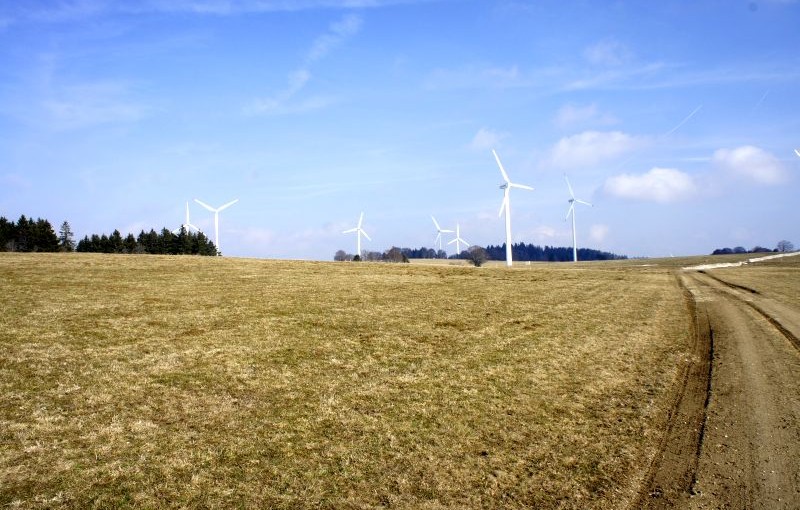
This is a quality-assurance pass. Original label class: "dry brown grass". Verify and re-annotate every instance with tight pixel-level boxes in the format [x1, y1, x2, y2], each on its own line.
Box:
[1, 253, 693, 508]
[707, 254, 800, 308]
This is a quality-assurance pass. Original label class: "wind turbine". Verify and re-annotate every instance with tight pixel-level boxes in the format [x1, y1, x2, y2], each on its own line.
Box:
[172, 201, 200, 234]
[493, 149, 533, 267]
[447, 223, 470, 255]
[431, 216, 453, 252]
[564, 174, 592, 262]
[194, 198, 238, 255]
[342, 212, 371, 258]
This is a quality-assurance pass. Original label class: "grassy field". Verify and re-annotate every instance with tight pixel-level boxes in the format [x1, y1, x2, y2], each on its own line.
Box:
[1, 253, 694, 508]
[706, 254, 800, 308]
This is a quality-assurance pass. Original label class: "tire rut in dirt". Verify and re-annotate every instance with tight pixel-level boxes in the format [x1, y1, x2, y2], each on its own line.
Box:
[682, 271, 800, 509]
[633, 273, 712, 509]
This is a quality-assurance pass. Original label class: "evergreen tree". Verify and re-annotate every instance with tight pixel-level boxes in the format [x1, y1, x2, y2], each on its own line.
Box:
[58, 221, 75, 252]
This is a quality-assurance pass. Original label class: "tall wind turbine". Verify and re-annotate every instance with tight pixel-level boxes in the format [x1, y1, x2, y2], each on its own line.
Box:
[447, 223, 470, 255]
[493, 149, 533, 267]
[173, 201, 200, 234]
[194, 198, 238, 255]
[342, 212, 371, 258]
[431, 216, 453, 251]
[564, 175, 592, 262]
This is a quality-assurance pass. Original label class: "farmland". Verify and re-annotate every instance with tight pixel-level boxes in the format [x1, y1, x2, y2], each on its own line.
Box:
[2, 253, 695, 508]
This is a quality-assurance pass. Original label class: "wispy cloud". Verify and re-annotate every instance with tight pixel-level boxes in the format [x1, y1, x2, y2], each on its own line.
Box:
[8, 0, 434, 21]
[553, 103, 617, 129]
[583, 39, 632, 67]
[40, 80, 148, 129]
[245, 13, 362, 116]
[423, 64, 537, 90]
[604, 167, 696, 203]
[712, 145, 788, 185]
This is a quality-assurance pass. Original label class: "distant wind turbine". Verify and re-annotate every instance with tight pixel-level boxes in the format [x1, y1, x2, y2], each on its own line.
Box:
[447, 222, 470, 255]
[431, 216, 453, 251]
[493, 149, 533, 267]
[343, 212, 371, 258]
[172, 201, 200, 234]
[564, 175, 592, 262]
[194, 198, 238, 255]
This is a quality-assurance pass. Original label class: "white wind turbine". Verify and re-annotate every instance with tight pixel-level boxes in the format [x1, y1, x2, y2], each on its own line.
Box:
[431, 216, 453, 252]
[194, 198, 238, 255]
[493, 149, 533, 267]
[447, 222, 470, 255]
[172, 201, 200, 234]
[342, 212, 371, 258]
[564, 174, 592, 263]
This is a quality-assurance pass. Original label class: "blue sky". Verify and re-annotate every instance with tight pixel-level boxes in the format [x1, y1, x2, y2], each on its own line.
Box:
[1, 0, 798, 260]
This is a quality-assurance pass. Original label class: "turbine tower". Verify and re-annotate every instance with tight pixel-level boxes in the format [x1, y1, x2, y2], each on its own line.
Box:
[194, 198, 238, 255]
[342, 212, 371, 258]
[493, 149, 533, 267]
[431, 216, 453, 251]
[173, 201, 200, 234]
[564, 174, 592, 262]
[447, 223, 470, 255]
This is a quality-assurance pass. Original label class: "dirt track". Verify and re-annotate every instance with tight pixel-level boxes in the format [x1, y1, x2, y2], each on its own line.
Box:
[637, 269, 800, 508]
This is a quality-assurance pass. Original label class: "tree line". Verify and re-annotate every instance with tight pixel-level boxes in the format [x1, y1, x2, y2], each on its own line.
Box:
[484, 243, 626, 262]
[335, 242, 626, 263]
[0, 215, 218, 256]
[711, 240, 793, 255]
[77, 228, 218, 256]
[0, 215, 63, 252]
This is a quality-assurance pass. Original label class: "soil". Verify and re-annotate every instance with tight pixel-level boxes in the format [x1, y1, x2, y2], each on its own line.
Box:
[635, 270, 800, 509]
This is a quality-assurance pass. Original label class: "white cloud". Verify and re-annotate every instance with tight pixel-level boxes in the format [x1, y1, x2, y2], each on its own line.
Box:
[583, 40, 632, 67]
[589, 224, 609, 243]
[712, 145, 787, 185]
[469, 128, 508, 151]
[550, 130, 642, 169]
[553, 103, 617, 129]
[604, 167, 696, 203]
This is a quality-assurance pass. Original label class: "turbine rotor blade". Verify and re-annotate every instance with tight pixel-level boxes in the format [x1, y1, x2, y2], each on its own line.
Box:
[194, 198, 215, 212]
[218, 198, 239, 211]
[565, 203, 574, 221]
[361, 230, 371, 241]
[565, 175, 575, 198]
[492, 149, 511, 183]
[431, 216, 441, 231]
[795, 149, 800, 157]
[343, 228, 357, 234]
[358, 212, 364, 228]
[576, 199, 593, 207]
[510, 183, 534, 191]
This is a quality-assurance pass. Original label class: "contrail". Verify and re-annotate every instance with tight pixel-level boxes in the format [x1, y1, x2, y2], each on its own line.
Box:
[663, 104, 702, 137]
[753, 90, 769, 112]
[612, 104, 703, 172]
